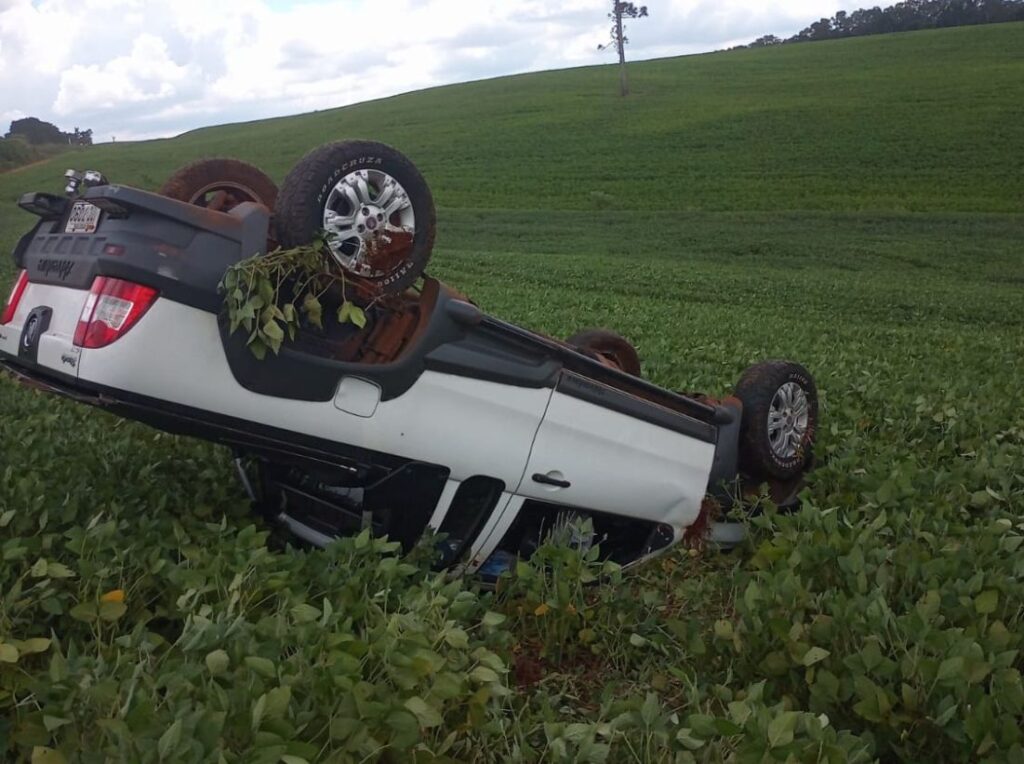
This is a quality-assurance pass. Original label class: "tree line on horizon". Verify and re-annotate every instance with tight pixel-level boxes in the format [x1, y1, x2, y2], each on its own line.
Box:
[742, 0, 1024, 47]
[3, 117, 93, 146]
[0, 118, 92, 173]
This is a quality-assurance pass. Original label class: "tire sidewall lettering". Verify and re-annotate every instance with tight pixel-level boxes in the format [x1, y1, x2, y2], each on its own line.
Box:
[786, 371, 812, 388]
[315, 157, 386, 207]
[380, 261, 413, 286]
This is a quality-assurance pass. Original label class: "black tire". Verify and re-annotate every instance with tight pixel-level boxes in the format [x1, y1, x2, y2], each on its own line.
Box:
[566, 329, 642, 376]
[159, 158, 278, 212]
[734, 360, 818, 481]
[275, 140, 436, 293]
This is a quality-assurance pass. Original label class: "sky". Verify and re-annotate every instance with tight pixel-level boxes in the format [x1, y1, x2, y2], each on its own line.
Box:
[0, 0, 861, 142]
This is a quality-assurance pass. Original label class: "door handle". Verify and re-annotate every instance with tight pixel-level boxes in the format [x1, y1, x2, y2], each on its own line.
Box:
[532, 472, 571, 488]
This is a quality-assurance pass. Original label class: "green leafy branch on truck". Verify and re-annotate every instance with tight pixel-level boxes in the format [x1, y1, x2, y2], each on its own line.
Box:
[221, 239, 366, 360]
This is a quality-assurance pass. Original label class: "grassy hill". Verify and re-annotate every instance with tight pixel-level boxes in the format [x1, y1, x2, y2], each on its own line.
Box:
[2, 22, 1023, 215]
[1, 23, 1023, 762]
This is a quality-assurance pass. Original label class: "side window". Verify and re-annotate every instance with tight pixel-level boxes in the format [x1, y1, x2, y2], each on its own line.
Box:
[483, 499, 674, 569]
[435, 476, 506, 567]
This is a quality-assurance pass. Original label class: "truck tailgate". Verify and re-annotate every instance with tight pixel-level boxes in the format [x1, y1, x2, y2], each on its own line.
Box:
[0, 281, 88, 378]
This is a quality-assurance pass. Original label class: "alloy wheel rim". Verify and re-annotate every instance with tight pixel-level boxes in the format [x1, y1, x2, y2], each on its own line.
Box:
[321, 169, 416, 276]
[768, 381, 809, 459]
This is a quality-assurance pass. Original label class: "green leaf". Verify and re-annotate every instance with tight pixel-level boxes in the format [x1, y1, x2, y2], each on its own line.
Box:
[802, 646, 831, 667]
[975, 589, 999, 614]
[431, 672, 464, 700]
[46, 562, 74, 579]
[49, 652, 67, 683]
[760, 651, 789, 676]
[258, 277, 274, 304]
[938, 656, 965, 682]
[290, 603, 321, 624]
[19, 638, 51, 655]
[676, 728, 704, 751]
[641, 692, 659, 726]
[321, 597, 334, 624]
[30, 557, 48, 577]
[205, 649, 229, 676]
[30, 748, 66, 764]
[264, 686, 292, 719]
[727, 700, 752, 726]
[43, 715, 71, 732]
[472, 648, 505, 672]
[348, 305, 367, 328]
[99, 601, 127, 622]
[767, 711, 799, 748]
[329, 717, 360, 740]
[404, 696, 443, 728]
[469, 665, 500, 683]
[482, 611, 506, 628]
[249, 338, 268, 360]
[0, 643, 20, 663]
[686, 713, 718, 738]
[444, 627, 469, 649]
[251, 693, 268, 732]
[302, 294, 323, 328]
[263, 319, 284, 342]
[969, 490, 991, 509]
[0, 509, 14, 527]
[713, 717, 743, 735]
[386, 709, 421, 748]
[245, 656, 277, 678]
[338, 301, 353, 323]
[158, 719, 183, 760]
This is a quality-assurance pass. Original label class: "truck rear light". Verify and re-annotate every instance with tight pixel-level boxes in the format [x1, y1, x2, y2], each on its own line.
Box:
[74, 277, 158, 348]
[1, 270, 29, 325]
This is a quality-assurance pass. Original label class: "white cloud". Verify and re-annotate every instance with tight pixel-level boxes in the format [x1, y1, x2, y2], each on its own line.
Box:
[0, 0, 861, 141]
[54, 33, 192, 114]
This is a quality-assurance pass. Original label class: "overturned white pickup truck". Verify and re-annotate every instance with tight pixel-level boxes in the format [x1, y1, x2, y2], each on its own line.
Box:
[0, 141, 818, 576]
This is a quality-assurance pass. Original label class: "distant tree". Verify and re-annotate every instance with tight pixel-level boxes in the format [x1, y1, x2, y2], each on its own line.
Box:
[598, 2, 649, 97]
[5, 117, 94, 146]
[833, 10, 851, 35]
[6, 117, 64, 145]
[746, 0, 1024, 47]
[71, 127, 93, 146]
[749, 34, 784, 47]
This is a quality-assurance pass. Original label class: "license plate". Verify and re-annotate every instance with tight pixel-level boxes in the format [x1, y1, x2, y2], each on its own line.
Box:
[65, 201, 101, 234]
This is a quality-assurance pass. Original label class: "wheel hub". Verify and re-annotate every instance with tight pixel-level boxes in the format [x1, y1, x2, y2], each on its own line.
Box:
[322, 169, 415, 277]
[767, 382, 809, 460]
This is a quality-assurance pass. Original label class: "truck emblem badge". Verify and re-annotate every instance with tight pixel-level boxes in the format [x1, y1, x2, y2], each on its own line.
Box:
[37, 258, 75, 280]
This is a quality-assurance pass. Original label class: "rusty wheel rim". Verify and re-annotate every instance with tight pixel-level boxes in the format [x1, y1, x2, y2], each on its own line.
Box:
[187, 182, 264, 212]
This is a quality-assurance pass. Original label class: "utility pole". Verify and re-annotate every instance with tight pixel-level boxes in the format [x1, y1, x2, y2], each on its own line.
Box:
[598, 2, 649, 97]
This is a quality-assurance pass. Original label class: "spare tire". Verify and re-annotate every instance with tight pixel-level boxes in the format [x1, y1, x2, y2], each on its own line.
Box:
[159, 158, 278, 212]
[734, 360, 818, 481]
[275, 140, 435, 293]
[566, 329, 642, 376]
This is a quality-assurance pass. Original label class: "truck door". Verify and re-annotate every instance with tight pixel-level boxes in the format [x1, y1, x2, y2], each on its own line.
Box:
[516, 371, 717, 528]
